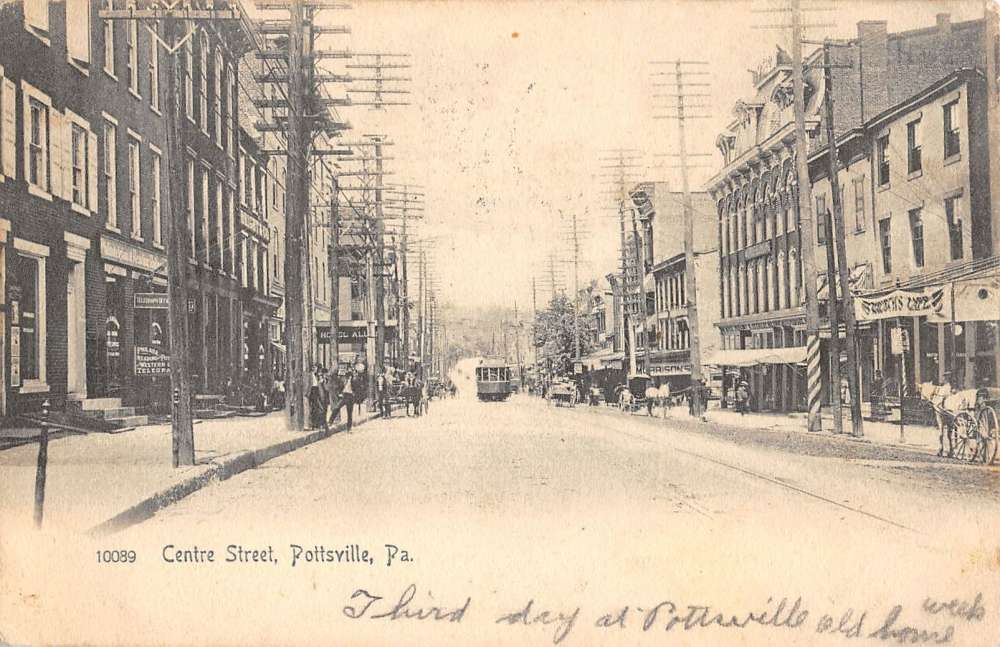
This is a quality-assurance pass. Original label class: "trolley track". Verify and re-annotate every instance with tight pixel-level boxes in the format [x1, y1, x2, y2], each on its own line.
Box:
[556, 403, 918, 534]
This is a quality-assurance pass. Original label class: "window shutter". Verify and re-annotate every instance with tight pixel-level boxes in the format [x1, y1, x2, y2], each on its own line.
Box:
[88, 130, 98, 212]
[62, 116, 73, 201]
[25, 0, 49, 33]
[67, 0, 90, 63]
[1, 78, 16, 178]
[50, 111, 64, 198]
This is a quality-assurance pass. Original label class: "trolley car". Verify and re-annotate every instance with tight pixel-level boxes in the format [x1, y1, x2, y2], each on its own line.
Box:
[476, 358, 514, 402]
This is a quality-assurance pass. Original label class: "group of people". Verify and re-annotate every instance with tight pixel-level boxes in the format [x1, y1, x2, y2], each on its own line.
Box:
[308, 365, 365, 431]
[374, 368, 429, 418]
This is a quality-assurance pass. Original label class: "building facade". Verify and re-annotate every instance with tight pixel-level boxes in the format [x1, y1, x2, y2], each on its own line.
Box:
[707, 12, 1000, 412]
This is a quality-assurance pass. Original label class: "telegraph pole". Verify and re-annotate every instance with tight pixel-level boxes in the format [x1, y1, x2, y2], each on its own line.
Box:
[372, 136, 386, 382]
[285, 0, 308, 430]
[162, 16, 195, 466]
[790, 0, 825, 432]
[820, 40, 864, 437]
[650, 59, 712, 415]
[572, 211, 581, 361]
[99, 3, 243, 465]
[328, 177, 340, 370]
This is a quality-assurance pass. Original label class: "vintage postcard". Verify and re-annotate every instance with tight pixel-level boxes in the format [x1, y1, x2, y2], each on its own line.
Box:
[1, 0, 999, 645]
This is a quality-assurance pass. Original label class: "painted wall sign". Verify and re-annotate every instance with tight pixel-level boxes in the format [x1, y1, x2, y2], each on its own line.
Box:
[135, 345, 170, 376]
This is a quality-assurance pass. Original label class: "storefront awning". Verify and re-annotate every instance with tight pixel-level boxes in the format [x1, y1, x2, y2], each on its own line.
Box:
[706, 346, 806, 367]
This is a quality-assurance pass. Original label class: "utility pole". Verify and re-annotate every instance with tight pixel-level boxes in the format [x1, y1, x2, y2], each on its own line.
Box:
[790, 0, 825, 432]
[285, 0, 308, 430]
[820, 40, 864, 437]
[372, 136, 386, 383]
[99, 3, 242, 465]
[163, 16, 195, 466]
[400, 185, 410, 369]
[328, 177, 340, 371]
[598, 149, 642, 379]
[571, 212, 581, 361]
[650, 59, 712, 415]
[418, 249, 425, 377]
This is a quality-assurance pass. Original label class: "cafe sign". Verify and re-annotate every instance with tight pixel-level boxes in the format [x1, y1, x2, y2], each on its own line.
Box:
[854, 286, 950, 322]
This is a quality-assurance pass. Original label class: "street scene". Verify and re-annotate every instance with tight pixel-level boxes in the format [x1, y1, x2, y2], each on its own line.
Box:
[1, 0, 1000, 645]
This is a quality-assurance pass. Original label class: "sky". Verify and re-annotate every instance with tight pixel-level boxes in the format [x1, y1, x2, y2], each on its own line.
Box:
[308, 0, 990, 313]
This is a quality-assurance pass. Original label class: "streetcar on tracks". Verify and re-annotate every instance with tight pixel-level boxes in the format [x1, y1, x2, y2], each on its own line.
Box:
[475, 358, 515, 402]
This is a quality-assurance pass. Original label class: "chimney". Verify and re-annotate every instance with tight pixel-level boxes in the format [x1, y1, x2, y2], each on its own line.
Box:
[857, 21, 889, 122]
[936, 13, 951, 34]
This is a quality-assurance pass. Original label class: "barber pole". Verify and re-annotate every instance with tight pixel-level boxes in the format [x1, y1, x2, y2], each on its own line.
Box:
[806, 334, 823, 432]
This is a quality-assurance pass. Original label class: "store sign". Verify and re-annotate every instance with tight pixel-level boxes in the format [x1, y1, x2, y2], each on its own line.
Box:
[135, 345, 170, 376]
[650, 363, 692, 376]
[134, 293, 169, 309]
[100, 235, 166, 275]
[854, 286, 950, 322]
[316, 326, 368, 343]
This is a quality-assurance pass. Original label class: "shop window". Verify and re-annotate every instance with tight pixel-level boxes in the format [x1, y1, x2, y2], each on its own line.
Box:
[13, 242, 49, 390]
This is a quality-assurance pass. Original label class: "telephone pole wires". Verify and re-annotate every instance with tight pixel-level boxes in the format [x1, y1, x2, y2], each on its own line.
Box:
[650, 59, 712, 416]
[817, 39, 864, 437]
[98, 4, 243, 465]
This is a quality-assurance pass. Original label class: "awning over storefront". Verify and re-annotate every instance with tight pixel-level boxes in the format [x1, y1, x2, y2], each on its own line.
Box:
[817, 263, 872, 300]
[270, 341, 287, 355]
[706, 346, 806, 367]
[581, 348, 625, 370]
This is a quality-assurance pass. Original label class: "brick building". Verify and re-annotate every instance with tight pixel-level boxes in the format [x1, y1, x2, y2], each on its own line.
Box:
[707, 11, 1000, 412]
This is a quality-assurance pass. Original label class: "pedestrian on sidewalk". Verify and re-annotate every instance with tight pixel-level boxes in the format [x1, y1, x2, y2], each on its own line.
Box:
[325, 369, 343, 427]
[736, 379, 750, 416]
[376, 370, 390, 418]
[645, 383, 658, 416]
[335, 368, 355, 430]
[308, 365, 325, 429]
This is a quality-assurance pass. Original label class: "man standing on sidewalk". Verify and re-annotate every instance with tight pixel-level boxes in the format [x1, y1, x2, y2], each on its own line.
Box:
[336, 368, 355, 430]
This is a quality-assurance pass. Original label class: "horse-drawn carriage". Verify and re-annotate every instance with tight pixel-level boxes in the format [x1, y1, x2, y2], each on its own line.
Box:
[548, 379, 578, 406]
[920, 384, 999, 464]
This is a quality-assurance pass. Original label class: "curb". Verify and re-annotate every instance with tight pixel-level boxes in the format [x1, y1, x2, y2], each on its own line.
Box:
[86, 417, 368, 537]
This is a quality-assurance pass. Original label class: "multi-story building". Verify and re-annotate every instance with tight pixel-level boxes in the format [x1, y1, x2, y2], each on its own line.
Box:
[707, 12, 999, 412]
[630, 182, 719, 390]
[1, 0, 172, 417]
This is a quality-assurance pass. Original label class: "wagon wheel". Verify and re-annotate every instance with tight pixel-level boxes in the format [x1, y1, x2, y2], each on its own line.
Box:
[976, 405, 999, 465]
[952, 412, 977, 462]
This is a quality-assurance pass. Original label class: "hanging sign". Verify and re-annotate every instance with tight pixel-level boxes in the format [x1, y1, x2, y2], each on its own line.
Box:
[854, 286, 950, 322]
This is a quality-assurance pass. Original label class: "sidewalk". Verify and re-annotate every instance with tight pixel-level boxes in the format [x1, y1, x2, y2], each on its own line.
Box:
[657, 402, 943, 455]
[0, 409, 370, 535]
[570, 395, 943, 458]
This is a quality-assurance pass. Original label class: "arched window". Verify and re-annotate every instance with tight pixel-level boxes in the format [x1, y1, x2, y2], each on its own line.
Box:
[199, 33, 209, 129]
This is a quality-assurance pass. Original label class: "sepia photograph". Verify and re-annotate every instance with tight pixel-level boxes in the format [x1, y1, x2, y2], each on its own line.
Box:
[0, 0, 999, 644]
